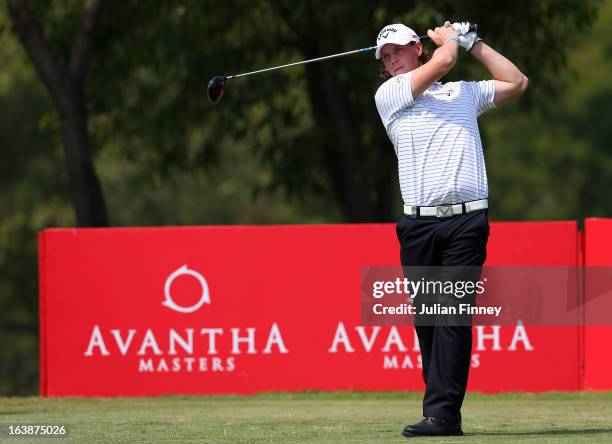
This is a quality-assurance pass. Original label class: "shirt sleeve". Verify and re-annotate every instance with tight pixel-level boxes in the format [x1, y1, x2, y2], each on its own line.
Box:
[374, 72, 415, 129]
[464, 80, 496, 116]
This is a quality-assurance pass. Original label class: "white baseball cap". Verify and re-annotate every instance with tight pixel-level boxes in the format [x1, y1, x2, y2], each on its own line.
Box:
[375, 24, 420, 60]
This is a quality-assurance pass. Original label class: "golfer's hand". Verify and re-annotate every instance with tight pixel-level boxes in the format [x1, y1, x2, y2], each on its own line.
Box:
[452, 21, 472, 36]
[427, 24, 458, 47]
[453, 22, 482, 52]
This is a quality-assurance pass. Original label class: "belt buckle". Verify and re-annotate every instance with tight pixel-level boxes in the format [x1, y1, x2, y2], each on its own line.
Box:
[436, 205, 453, 218]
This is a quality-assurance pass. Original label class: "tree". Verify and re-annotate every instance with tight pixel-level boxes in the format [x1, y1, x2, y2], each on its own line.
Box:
[6, 0, 107, 226]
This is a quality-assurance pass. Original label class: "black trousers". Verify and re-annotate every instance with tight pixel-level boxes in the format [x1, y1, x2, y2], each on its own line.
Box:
[396, 209, 489, 423]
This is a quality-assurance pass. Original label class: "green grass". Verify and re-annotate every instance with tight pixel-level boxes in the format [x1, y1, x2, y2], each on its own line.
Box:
[1, 392, 612, 443]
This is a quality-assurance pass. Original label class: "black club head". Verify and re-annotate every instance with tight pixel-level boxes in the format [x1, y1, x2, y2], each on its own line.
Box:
[207, 76, 226, 104]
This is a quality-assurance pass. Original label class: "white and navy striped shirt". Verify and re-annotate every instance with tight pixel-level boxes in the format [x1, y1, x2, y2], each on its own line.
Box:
[375, 72, 495, 206]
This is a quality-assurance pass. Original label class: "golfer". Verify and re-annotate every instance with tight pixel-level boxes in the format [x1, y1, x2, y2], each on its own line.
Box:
[374, 22, 527, 437]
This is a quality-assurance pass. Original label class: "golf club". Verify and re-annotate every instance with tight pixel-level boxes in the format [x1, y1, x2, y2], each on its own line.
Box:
[206, 24, 477, 104]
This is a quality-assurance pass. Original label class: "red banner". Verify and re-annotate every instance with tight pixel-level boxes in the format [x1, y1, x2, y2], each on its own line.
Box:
[476, 221, 580, 392]
[584, 218, 612, 390]
[39, 221, 584, 397]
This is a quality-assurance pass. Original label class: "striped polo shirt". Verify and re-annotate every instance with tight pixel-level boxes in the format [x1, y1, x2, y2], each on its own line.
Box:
[375, 72, 495, 206]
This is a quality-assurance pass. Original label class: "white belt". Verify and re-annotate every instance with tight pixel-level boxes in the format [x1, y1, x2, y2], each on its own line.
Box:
[404, 199, 488, 218]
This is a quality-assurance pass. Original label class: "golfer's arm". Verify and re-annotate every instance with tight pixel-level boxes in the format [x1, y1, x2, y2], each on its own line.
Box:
[470, 42, 528, 105]
[411, 41, 459, 98]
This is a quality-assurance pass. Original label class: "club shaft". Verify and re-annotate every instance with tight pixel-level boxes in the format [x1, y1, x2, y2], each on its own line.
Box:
[226, 33, 431, 80]
[227, 46, 376, 80]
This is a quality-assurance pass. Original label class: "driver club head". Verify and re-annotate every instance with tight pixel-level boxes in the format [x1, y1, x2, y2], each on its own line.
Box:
[207, 75, 226, 104]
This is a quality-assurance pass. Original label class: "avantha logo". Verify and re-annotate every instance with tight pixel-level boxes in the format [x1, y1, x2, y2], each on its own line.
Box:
[162, 265, 210, 313]
[84, 265, 289, 374]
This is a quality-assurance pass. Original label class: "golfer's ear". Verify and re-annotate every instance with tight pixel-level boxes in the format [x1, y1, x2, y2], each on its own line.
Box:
[415, 42, 423, 57]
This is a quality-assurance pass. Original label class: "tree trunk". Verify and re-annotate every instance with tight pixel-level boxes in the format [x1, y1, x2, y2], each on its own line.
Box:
[305, 61, 377, 222]
[58, 92, 108, 226]
[7, 0, 108, 227]
[277, 0, 395, 223]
